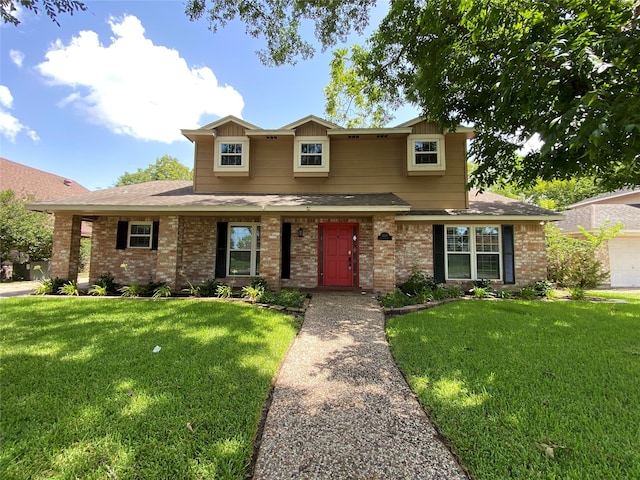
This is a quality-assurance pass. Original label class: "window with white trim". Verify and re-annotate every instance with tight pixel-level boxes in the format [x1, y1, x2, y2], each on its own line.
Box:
[128, 222, 153, 248]
[294, 137, 330, 175]
[228, 224, 261, 276]
[214, 137, 250, 174]
[407, 134, 445, 172]
[446, 226, 501, 280]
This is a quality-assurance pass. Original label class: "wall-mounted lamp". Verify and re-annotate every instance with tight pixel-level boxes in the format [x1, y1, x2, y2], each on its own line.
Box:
[298, 227, 304, 237]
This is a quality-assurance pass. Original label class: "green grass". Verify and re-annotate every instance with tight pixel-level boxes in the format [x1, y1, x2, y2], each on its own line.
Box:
[387, 300, 640, 479]
[0, 298, 298, 479]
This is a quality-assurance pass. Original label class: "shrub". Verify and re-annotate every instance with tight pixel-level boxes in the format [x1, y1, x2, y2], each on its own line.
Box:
[152, 284, 172, 298]
[249, 277, 269, 290]
[569, 287, 586, 300]
[58, 280, 80, 296]
[518, 286, 537, 300]
[546, 222, 622, 288]
[242, 285, 264, 303]
[199, 279, 221, 297]
[470, 286, 494, 299]
[88, 284, 107, 296]
[495, 289, 512, 299]
[431, 286, 450, 301]
[94, 272, 119, 295]
[400, 269, 437, 296]
[261, 288, 306, 308]
[380, 288, 415, 308]
[139, 281, 167, 297]
[216, 284, 233, 298]
[445, 285, 464, 298]
[119, 284, 139, 297]
[32, 278, 53, 295]
[534, 279, 554, 297]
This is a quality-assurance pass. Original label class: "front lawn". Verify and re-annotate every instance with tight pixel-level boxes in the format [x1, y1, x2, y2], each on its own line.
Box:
[387, 299, 640, 479]
[0, 298, 298, 479]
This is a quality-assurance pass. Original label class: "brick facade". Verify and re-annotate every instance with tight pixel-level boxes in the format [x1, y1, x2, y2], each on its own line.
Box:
[76, 215, 551, 292]
[50, 214, 81, 281]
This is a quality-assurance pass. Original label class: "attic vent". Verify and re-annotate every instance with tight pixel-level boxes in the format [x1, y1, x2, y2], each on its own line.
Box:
[266, 135, 278, 140]
[63, 179, 73, 186]
[348, 135, 360, 139]
[376, 134, 388, 138]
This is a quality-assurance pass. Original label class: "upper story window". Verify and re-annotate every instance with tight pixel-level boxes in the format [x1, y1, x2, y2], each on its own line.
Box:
[407, 134, 446, 173]
[214, 137, 250, 175]
[294, 137, 330, 176]
[128, 222, 153, 248]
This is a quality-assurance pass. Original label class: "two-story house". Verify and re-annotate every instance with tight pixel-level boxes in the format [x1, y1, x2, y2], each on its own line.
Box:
[29, 115, 562, 292]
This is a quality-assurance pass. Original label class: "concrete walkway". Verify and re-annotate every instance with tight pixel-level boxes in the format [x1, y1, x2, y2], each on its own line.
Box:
[253, 292, 468, 479]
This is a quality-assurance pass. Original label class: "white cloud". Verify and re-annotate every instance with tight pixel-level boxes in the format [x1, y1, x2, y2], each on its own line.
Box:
[0, 85, 39, 142]
[9, 50, 25, 68]
[36, 15, 244, 143]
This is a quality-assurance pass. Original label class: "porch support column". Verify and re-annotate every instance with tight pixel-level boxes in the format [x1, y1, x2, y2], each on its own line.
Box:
[155, 215, 182, 289]
[49, 213, 82, 281]
[373, 215, 397, 293]
[260, 214, 282, 290]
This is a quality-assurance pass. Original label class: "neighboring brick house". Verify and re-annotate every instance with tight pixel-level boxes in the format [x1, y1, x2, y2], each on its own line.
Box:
[28, 116, 561, 292]
[556, 189, 640, 288]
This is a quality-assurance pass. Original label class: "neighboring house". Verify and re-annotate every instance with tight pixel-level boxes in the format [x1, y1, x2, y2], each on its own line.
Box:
[1, 157, 92, 279]
[556, 189, 640, 288]
[28, 116, 561, 292]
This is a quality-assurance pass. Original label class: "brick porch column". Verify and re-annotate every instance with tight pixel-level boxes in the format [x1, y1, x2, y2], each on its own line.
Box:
[373, 215, 397, 293]
[155, 215, 182, 289]
[260, 214, 282, 290]
[50, 214, 82, 281]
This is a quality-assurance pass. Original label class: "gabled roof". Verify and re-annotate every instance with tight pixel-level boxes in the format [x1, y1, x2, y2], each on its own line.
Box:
[556, 204, 640, 233]
[395, 117, 475, 137]
[199, 115, 261, 131]
[0, 157, 90, 200]
[280, 115, 342, 131]
[400, 190, 564, 221]
[568, 188, 640, 208]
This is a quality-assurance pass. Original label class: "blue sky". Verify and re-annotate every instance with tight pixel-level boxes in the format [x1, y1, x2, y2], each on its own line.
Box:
[0, 0, 419, 190]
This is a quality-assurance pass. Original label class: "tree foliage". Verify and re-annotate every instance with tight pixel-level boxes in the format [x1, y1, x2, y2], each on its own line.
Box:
[115, 155, 193, 186]
[186, 0, 639, 190]
[2, 0, 86, 26]
[0, 190, 53, 262]
[184, 0, 376, 65]
[363, 0, 639, 190]
[324, 45, 395, 128]
[545, 221, 622, 287]
[491, 176, 610, 210]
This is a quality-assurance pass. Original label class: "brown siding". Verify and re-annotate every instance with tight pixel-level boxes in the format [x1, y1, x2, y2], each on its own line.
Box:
[194, 133, 468, 209]
[217, 122, 246, 137]
[412, 120, 443, 134]
[295, 122, 328, 136]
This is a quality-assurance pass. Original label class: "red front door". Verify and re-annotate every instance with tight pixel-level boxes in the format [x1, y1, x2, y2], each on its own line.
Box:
[319, 223, 358, 287]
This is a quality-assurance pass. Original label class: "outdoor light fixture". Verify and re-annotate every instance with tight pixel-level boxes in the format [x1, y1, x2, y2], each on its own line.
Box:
[298, 227, 304, 237]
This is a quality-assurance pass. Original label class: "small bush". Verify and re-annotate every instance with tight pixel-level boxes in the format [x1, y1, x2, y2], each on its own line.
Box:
[534, 280, 554, 297]
[139, 281, 166, 297]
[266, 288, 306, 308]
[152, 284, 172, 298]
[495, 289, 513, 299]
[216, 284, 233, 298]
[518, 286, 537, 300]
[242, 285, 264, 303]
[472, 279, 493, 289]
[199, 279, 221, 297]
[446, 285, 464, 298]
[88, 284, 107, 296]
[569, 287, 586, 300]
[400, 270, 437, 296]
[32, 278, 53, 295]
[380, 288, 416, 308]
[95, 272, 119, 295]
[470, 286, 494, 299]
[249, 277, 269, 290]
[119, 284, 139, 297]
[432, 286, 450, 301]
[58, 280, 80, 296]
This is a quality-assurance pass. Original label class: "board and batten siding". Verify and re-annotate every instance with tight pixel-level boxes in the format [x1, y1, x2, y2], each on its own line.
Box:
[193, 121, 468, 210]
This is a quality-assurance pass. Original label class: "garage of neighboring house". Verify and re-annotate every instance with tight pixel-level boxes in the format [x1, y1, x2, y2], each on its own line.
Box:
[608, 236, 640, 287]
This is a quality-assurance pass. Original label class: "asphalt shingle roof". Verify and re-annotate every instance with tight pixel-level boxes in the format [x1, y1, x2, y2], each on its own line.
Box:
[0, 157, 90, 200]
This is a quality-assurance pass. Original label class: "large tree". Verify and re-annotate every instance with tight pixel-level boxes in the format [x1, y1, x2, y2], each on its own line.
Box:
[2, 0, 86, 26]
[0, 190, 53, 262]
[115, 155, 193, 186]
[187, 0, 639, 190]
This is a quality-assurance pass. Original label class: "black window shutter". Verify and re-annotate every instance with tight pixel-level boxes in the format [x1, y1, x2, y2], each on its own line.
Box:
[215, 222, 228, 278]
[502, 225, 515, 284]
[116, 221, 128, 249]
[433, 224, 445, 283]
[281, 222, 291, 279]
[151, 221, 160, 250]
